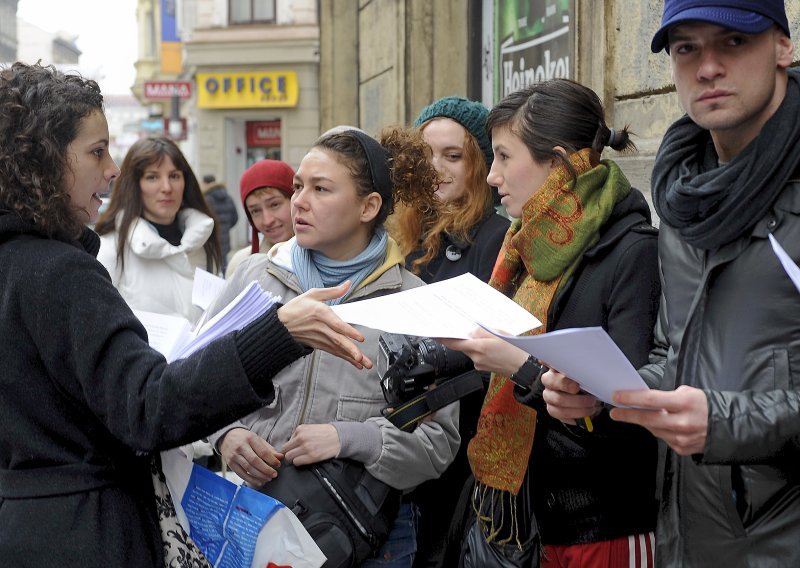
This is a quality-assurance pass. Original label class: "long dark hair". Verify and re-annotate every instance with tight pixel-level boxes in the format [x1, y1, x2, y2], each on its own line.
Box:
[0, 62, 105, 240]
[95, 137, 221, 273]
[486, 79, 636, 181]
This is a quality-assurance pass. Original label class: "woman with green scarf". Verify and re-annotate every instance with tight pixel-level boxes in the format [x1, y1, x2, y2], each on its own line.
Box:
[441, 79, 660, 567]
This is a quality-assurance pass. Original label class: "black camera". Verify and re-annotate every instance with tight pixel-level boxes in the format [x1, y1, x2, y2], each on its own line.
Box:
[377, 333, 474, 404]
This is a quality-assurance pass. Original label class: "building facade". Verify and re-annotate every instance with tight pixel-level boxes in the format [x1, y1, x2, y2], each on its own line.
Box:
[134, 0, 319, 252]
[320, 0, 800, 199]
[16, 19, 80, 65]
[0, 0, 19, 62]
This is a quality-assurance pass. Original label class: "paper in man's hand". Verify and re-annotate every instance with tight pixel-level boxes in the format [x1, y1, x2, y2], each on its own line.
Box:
[484, 325, 649, 405]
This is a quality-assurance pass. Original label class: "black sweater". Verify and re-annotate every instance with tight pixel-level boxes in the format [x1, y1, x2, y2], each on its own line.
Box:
[0, 213, 308, 566]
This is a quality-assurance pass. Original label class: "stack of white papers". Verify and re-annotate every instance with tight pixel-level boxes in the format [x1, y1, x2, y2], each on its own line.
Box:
[331, 272, 541, 338]
[191, 267, 227, 310]
[136, 281, 280, 362]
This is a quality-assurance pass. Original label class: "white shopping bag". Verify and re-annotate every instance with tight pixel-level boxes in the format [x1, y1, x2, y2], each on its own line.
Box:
[161, 448, 326, 568]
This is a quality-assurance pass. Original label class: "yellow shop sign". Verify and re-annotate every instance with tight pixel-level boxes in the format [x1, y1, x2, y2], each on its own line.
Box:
[196, 71, 299, 109]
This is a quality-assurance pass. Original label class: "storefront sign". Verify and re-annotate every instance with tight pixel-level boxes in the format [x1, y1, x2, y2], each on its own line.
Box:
[246, 120, 281, 146]
[495, 0, 573, 100]
[144, 81, 193, 100]
[196, 71, 299, 109]
[161, 0, 182, 74]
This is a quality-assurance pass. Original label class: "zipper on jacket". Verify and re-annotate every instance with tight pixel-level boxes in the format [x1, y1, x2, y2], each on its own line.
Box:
[296, 349, 321, 428]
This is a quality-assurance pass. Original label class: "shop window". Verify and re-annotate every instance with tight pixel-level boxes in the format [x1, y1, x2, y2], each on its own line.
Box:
[229, 0, 276, 24]
[246, 120, 282, 166]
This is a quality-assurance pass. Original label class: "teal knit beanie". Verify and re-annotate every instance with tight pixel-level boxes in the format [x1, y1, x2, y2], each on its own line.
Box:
[414, 96, 492, 167]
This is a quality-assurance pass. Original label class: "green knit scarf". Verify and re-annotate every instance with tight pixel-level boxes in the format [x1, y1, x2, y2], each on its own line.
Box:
[468, 148, 631, 546]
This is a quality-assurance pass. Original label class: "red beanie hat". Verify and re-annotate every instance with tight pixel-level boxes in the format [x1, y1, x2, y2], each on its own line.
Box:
[239, 159, 295, 253]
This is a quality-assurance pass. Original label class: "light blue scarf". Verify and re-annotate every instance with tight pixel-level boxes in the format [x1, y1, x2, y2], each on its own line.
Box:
[291, 228, 388, 305]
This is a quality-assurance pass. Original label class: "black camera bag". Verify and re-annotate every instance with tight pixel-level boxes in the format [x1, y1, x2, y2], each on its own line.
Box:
[257, 458, 401, 567]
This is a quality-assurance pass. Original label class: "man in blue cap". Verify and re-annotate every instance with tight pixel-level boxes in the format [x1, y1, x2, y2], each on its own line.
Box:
[611, 1, 798, 566]
[540, 1, 800, 566]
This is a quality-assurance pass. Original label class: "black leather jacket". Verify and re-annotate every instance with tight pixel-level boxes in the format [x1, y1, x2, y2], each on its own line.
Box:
[639, 178, 800, 567]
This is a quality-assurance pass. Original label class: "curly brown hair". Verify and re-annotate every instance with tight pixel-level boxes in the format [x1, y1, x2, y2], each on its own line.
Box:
[388, 121, 494, 274]
[94, 137, 222, 274]
[312, 127, 439, 231]
[0, 62, 104, 240]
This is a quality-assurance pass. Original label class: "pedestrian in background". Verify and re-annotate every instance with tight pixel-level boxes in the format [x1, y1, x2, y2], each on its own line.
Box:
[0, 61, 371, 567]
[442, 79, 660, 567]
[389, 95, 510, 568]
[225, 159, 295, 278]
[95, 136, 221, 322]
[202, 173, 238, 272]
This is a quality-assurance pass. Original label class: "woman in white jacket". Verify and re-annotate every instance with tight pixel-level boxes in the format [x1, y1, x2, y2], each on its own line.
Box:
[95, 137, 221, 322]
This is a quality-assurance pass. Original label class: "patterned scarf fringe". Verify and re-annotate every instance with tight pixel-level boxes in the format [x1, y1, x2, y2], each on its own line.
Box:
[472, 481, 525, 551]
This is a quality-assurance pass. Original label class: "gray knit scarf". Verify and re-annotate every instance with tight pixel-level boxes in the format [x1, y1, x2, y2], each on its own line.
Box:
[652, 68, 800, 250]
[291, 227, 388, 305]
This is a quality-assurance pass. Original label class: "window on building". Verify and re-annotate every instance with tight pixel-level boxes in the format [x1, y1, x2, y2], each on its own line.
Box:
[146, 8, 157, 58]
[229, 0, 276, 24]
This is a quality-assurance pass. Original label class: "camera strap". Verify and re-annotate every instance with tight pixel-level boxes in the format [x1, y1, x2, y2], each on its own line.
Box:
[384, 370, 484, 432]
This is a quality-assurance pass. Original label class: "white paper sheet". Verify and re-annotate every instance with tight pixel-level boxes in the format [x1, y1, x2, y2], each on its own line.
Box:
[769, 234, 800, 294]
[136, 281, 279, 362]
[331, 272, 541, 338]
[192, 267, 227, 310]
[133, 310, 192, 358]
[486, 326, 648, 405]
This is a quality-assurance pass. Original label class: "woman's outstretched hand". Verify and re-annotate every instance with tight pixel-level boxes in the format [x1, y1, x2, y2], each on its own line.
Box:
[278, 280, 373, 370]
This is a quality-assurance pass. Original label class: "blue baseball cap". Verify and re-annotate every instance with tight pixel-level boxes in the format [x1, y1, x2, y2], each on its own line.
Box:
[651, 0, 790, 53]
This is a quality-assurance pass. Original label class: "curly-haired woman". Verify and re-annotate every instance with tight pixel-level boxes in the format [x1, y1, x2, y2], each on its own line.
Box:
[391, 96, 509, 285]
[204, 128, 460, 567]
[0, 62, 370, 567]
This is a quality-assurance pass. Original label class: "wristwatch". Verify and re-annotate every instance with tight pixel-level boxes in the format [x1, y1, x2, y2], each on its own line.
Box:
[510, 355, 545, 389]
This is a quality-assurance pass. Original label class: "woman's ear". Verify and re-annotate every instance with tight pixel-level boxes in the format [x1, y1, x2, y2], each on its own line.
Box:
[360, 192, 382, 223]
[550, 146, 568, 170]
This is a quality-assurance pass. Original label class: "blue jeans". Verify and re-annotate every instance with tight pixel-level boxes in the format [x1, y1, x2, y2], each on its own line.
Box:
[360, 502, 419, 567]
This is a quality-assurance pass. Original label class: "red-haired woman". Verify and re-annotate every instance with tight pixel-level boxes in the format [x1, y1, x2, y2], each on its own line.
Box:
[390, 96, 510, 568]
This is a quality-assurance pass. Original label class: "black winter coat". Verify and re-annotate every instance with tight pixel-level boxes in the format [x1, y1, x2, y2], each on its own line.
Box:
[0, 214, 306, 567]
[405, 209, 510, 285]
[515, 189, 661, 545]
[639, 178, 800, 567]
[204, 183, 239, 260]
